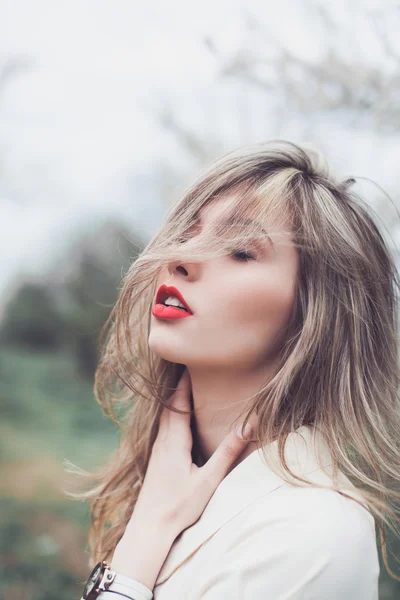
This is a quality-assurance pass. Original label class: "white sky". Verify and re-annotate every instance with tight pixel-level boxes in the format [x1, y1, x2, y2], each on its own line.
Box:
[0, 0, 399, 299]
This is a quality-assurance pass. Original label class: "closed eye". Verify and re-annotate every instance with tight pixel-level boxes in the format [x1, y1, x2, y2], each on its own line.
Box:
[230, 249, 256, 262]
[176, 230, 257, 262]
[176, 236, 188, 244]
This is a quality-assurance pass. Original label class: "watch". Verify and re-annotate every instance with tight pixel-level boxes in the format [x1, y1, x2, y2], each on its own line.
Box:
[82, 560, 116, 599]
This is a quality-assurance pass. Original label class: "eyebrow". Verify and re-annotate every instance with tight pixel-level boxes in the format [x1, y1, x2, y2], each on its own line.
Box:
[192, 213, 273, 246]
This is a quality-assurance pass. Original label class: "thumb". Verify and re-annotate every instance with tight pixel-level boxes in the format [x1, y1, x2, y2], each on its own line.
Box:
[235, 422, 253, 441]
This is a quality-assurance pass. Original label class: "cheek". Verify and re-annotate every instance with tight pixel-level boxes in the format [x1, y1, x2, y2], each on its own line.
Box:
[221, 275, 296, 327]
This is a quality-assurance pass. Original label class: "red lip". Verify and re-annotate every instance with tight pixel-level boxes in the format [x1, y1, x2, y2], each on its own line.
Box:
[153, 284, 194, 319]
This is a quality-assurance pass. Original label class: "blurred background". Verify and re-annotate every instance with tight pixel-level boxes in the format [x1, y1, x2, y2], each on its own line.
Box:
[0, 1, 399, 598]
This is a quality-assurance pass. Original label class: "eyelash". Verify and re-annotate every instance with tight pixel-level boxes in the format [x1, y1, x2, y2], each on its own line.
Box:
[230, 249, 256, 262]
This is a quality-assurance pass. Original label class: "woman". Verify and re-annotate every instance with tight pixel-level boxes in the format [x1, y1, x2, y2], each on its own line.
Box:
[77, 141, 400, 599]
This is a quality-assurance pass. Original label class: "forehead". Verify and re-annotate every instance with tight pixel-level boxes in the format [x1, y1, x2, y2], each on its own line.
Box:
[199, 195, 238, 220]
[198, 192, 291, 232]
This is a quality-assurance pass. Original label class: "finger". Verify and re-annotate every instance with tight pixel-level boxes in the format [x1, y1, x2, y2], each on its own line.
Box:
[169, 368, 192, 413]
[159, 369, 192, 438]
[200, 423, 253, 486]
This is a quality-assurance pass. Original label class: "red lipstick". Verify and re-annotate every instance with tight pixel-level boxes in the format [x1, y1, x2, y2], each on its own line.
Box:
[152, 284, 194, 320]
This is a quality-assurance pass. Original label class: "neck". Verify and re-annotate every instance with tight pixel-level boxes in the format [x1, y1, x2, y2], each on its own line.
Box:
[188, 359, 279, 470]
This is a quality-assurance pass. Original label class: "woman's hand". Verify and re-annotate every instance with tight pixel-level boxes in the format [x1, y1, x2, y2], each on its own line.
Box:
[111, 367, 254, 588]
[129, 367, 254, 536]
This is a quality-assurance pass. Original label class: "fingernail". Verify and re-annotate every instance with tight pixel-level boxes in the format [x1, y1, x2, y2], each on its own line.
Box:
[236, 422, 253, 440]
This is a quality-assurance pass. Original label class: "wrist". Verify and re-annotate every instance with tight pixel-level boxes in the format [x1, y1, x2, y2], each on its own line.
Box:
[111, 515, 178, 590]
[81, 561, 153, 600]
[106, 569, 153, 600]
[124, 508, 180, 545]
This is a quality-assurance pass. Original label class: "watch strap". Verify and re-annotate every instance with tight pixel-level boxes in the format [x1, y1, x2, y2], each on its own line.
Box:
[106, 571, 153, 600]
[94, 591, 136, 600]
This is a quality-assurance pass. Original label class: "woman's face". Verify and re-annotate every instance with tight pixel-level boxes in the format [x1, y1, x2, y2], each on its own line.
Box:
[148, 194, 299, 371]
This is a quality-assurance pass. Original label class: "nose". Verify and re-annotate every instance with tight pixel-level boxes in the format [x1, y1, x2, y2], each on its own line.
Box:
[167, 259, 200, 282]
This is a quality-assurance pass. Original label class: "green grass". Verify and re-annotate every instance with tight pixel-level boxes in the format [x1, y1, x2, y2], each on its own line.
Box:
[0, 346, 117, 465]
[0, 347, 119, 599]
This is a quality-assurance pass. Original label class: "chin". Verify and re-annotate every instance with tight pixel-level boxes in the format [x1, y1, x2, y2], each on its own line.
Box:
[148, 332, 187, 364]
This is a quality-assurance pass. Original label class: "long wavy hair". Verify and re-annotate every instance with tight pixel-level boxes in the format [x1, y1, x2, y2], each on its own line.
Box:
[68, 140, 400, 580]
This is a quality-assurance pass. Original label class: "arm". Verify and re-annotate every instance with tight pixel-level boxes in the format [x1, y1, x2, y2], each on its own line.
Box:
[97, 367, 253, 596]
[81, 368, 254, 599]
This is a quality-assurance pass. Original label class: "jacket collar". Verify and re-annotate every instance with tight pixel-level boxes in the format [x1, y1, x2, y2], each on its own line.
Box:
[155, 425, 335, 586]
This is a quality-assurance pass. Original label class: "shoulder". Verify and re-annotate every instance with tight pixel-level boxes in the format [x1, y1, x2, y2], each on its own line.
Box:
[241, 484, 378, 565]
[207, 485, 380, 599]
[250, 483, 375, 529]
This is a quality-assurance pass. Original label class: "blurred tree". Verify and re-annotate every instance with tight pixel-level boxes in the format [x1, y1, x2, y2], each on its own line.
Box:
[157, 3, 400, 160]
[214, 4, 400, 132]
[0, 282, 66, 350]
[55, 220, 145, 378]
[0, 219, 145, 378]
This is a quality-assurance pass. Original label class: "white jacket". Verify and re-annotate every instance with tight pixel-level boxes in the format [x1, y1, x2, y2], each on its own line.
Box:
[151, 425, 380, 599]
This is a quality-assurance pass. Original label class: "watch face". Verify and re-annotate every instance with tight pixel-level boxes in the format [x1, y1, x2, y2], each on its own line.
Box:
[83, 563, 103, 599]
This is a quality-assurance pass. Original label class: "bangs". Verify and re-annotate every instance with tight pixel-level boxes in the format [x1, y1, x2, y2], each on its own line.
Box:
[143, 171, 298, 270]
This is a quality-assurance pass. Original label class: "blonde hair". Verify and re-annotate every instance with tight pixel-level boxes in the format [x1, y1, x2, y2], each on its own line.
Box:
[69, 140, 400, 580]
